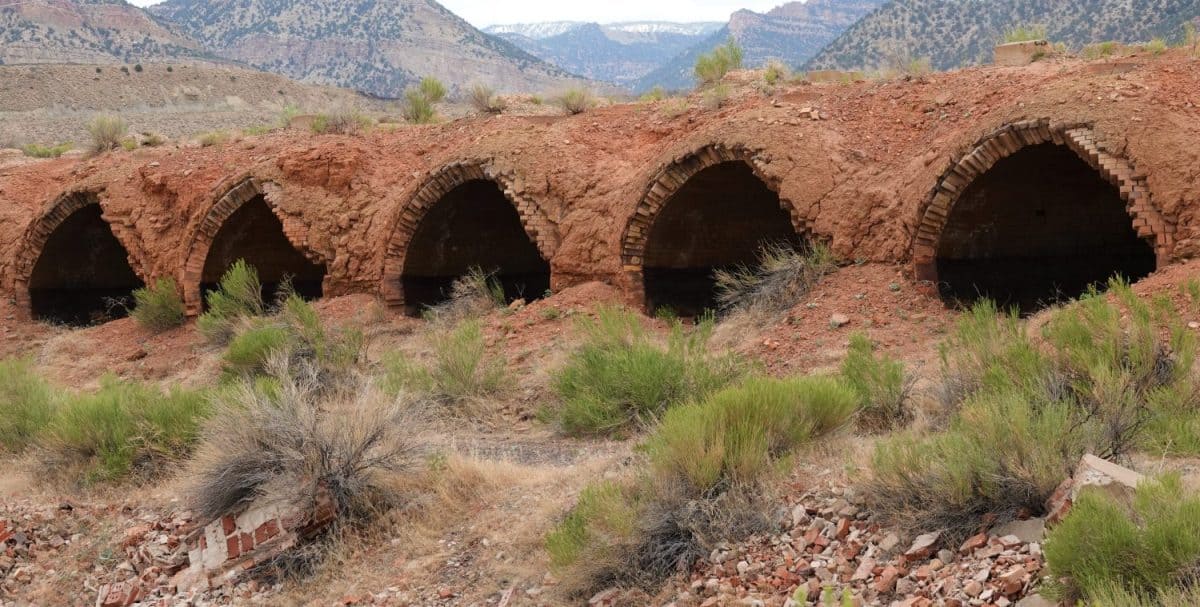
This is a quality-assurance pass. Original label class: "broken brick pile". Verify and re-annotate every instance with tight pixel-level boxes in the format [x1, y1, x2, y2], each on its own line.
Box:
[633, 484, 1050, 607]
[93, 488, 338, 607]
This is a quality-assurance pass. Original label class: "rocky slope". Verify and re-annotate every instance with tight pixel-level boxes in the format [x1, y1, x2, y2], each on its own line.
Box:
[149, 0, 584, 97]
[489, 22, 721, 88]
[808, 0, 1200, 71]
[634, 0, 885, 92]
[0, 0, 213, 65]
[0, 63, 385, 145]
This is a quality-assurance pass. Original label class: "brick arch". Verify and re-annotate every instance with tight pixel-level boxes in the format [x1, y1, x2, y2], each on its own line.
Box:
[181, 176, 324, 315]
[912, 118, 1176, 284]
[619, 144, 810, 274]
[13, 189, 144, 317]
[380, 160, 559, 308]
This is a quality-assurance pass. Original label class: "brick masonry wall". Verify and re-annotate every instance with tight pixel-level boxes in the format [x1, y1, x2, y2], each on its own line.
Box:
[912, 118, 1176, 286]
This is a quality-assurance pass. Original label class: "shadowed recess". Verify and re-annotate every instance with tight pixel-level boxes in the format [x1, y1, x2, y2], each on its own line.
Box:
[29, 204, 144, 326]
[936, 143, 1156, 313]
[401, 179, 550, 312]
[201, 195, 326, 304]
[643, 161, 801, 316]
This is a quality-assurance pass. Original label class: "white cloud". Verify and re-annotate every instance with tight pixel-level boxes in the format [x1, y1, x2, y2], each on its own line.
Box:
[127, 0, 792, 27]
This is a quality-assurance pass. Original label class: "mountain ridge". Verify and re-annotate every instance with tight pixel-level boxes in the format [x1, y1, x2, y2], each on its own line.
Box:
[808, 0, 1200, 71]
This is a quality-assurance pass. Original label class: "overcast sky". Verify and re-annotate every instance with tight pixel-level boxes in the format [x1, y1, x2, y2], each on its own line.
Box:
[128, 1, 790, 27]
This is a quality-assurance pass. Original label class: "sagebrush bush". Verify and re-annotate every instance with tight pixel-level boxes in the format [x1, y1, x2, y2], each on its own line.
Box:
[701, 84, 731, 110]
[841, 333, 911, 432]
[694, 39, 743, 86]
[423, 267, 505, 324]
[553, 307, 743, 436]
[549, 375, 855, 595]
[0, 358, 58, 452]
[132, 277, 185, 332]
[39, 379, 209, 483]
[198, 130, 230, 147]
[556, 87, 595, 115]
[312, 108, 373, 135]
[467, 83, 507, 114]
[87, 115, 128, 153]
[868, 281, 1200, 540]
[1045, 475, 1200, 604]
[188, 359, 417, 564]
[763, 60, 789, 85]
[714, 242, 836, 317]
[197, 260, 265, 345]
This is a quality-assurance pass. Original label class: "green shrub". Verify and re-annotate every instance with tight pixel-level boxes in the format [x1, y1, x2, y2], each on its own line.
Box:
[714, 242, 836, 317]
[1185, 22, 1199, 55]
[419, 77, 447, 104]
[87, 115, 128, 153]
[639, 86, 667, 103]
[553, 307, 743, 436]
[467, 83, 506, 114]
[548, 375, 854, 595]
[556, 87, 595, 115]
[198, 130, 229, 147]
[312, 108, 373, 134]
[140, 132, 167, 147]
[224, 323, 292, 377]
[1146, 37, 1168, 55]
[40, 379, 209, 483]
[279, 103, 301, 127]
[867, 281, 1200, 540]
[545, 481, 637, 570]
[132, 277, 185, 332]
[402, 89, 437, 124]
[763, 60, 789, 85]
[1045, 475, 1200, 604]
[21, 142, 73, 158]
[694, 39, 744, 86]
[841, 333, 911, 432]
[1084, 41, 1122, 59]
[222, 293, 364, 385]
[382, 320, 505, 403]
[1002, 24, 1047, 43]
[197, 260, 265, 345]
[0, 358, 58, 451]
[647, 376, 857, 495]
[427, 320, 506, 400]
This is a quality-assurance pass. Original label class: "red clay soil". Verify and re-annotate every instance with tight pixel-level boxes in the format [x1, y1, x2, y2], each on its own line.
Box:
[1, 51, 1198, 318]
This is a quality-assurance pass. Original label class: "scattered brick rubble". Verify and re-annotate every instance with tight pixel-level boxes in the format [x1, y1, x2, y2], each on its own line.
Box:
[595, 454, 1149, 607]
[0, 456, 1151, 606]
